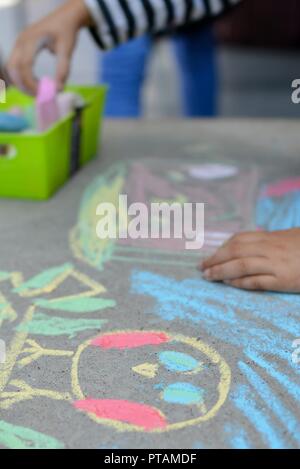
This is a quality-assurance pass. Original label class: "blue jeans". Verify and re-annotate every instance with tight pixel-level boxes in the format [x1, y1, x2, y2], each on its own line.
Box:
[100, 26, 218, 118]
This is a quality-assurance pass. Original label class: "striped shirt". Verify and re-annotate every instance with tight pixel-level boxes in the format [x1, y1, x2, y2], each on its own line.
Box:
[84, 0, 242, 49]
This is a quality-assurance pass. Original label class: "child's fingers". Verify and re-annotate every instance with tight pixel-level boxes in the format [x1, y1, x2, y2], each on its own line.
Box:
[19, 56, 38, 96]
[56, 54, 70, 91]
[224, 231, 268, 245]
[55, 37, 76, 91]
[7, 48, 23, 88]
[203, 257, 272, 282]
[8, 43, 37, 95]
[224, 275, 278, 292]
[200, 241, 268, 271]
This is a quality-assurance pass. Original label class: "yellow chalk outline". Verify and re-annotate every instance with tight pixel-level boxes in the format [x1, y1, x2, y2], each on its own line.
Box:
[0, 379, 71, 409]
[0, 266, 109, 407]
[18, 339, 74, 368]
[0, 272, 23, 329]
[0, 305, 36, 394]
[132, 362, 159, 379]
[0, 271, 24, 289]
[69, 171, 127, 270]
[17, 266, 106, 300]
[71, 329, 231, 433]
[0, 290, 17, 328]
[16, 267, 73, 298]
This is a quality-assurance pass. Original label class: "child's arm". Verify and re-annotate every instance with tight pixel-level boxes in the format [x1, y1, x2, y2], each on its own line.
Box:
[200, 229, 300, 293]
[85, 0, 241, 50]
[7, 0, 241, 95]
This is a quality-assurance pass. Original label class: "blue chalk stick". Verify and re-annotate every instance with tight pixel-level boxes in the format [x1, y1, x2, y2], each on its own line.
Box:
[0, 112, 29, 133]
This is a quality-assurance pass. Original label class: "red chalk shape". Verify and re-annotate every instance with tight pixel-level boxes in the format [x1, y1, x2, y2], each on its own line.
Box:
[264, 177, 300, 197]
[91, 331, 170, 349]
[74, 398, 168, 430]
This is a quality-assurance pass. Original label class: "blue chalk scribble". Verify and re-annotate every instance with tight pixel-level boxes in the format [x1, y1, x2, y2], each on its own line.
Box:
[131, 270, 300, 448]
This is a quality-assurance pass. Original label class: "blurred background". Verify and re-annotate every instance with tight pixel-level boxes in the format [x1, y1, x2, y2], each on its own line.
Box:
[1, 0, 300, 118]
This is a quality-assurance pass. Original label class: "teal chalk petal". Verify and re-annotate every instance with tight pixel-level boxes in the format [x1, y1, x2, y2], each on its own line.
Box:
[162, 382, 205, 405]
[14, 263, 73, 293]
[0, 420, 64, 449]
[159, 351, 199, 372]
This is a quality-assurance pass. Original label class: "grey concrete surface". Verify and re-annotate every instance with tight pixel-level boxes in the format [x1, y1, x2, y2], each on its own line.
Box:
[0, 120, 300, 449]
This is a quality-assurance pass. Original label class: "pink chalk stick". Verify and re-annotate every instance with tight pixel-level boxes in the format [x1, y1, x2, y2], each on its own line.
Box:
[74, 398, 168, 430]
[36, 77, 59, 132]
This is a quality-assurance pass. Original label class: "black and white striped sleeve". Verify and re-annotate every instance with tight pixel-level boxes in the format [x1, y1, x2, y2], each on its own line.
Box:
[84, 0, 242, 50]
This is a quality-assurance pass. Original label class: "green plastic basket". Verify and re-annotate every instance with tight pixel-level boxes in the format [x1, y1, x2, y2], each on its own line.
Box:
[0, 85, 107, 200]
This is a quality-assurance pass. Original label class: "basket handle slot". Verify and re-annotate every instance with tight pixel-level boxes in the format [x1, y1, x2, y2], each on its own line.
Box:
[0, 144, 17, 160]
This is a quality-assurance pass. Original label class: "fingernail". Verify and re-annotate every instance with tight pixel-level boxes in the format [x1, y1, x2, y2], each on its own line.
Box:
[203, 269, 211, 280]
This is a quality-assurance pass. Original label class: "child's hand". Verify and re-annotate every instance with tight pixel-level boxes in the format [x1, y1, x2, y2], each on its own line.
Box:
[200, 228, 300, 293]
[7, 0, 93, 95]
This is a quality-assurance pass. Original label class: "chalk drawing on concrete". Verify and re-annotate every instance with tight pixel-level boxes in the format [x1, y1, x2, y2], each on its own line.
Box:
[72, 330, 231, 432]
[188, 164, 239, 181]
[132, 270, 300, 447]
[256, 177, 300, 231]
[2, 160, 300, 448]
[1, 320, 230, 434]
[0, 264, 115, 414]
[0, 420, 64, 449]
[70, 160, 259, 270]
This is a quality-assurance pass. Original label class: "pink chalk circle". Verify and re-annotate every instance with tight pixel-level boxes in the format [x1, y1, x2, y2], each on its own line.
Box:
[90, 331, 171, 349]
[74, 398, 168, 430]
[188, 164, 239, 181]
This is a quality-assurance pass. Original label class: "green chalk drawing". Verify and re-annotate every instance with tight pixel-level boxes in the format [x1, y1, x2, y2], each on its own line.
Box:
[211, 211, 238, 222]
[116, 245, 197, 258]
[14, 263, 72, 293]
[16, 312, 107, 338]
[71, 162, 128, 270]
[0, 272, 10, 282]
[34, 297, 116, 313]
[167, 170, 185, 183]
[0, 420, 64, 449]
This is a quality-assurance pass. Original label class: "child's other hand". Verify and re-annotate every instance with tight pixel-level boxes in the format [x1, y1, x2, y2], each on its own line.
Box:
[200, 228, 300, 293]
[7, 0, 93, 95]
